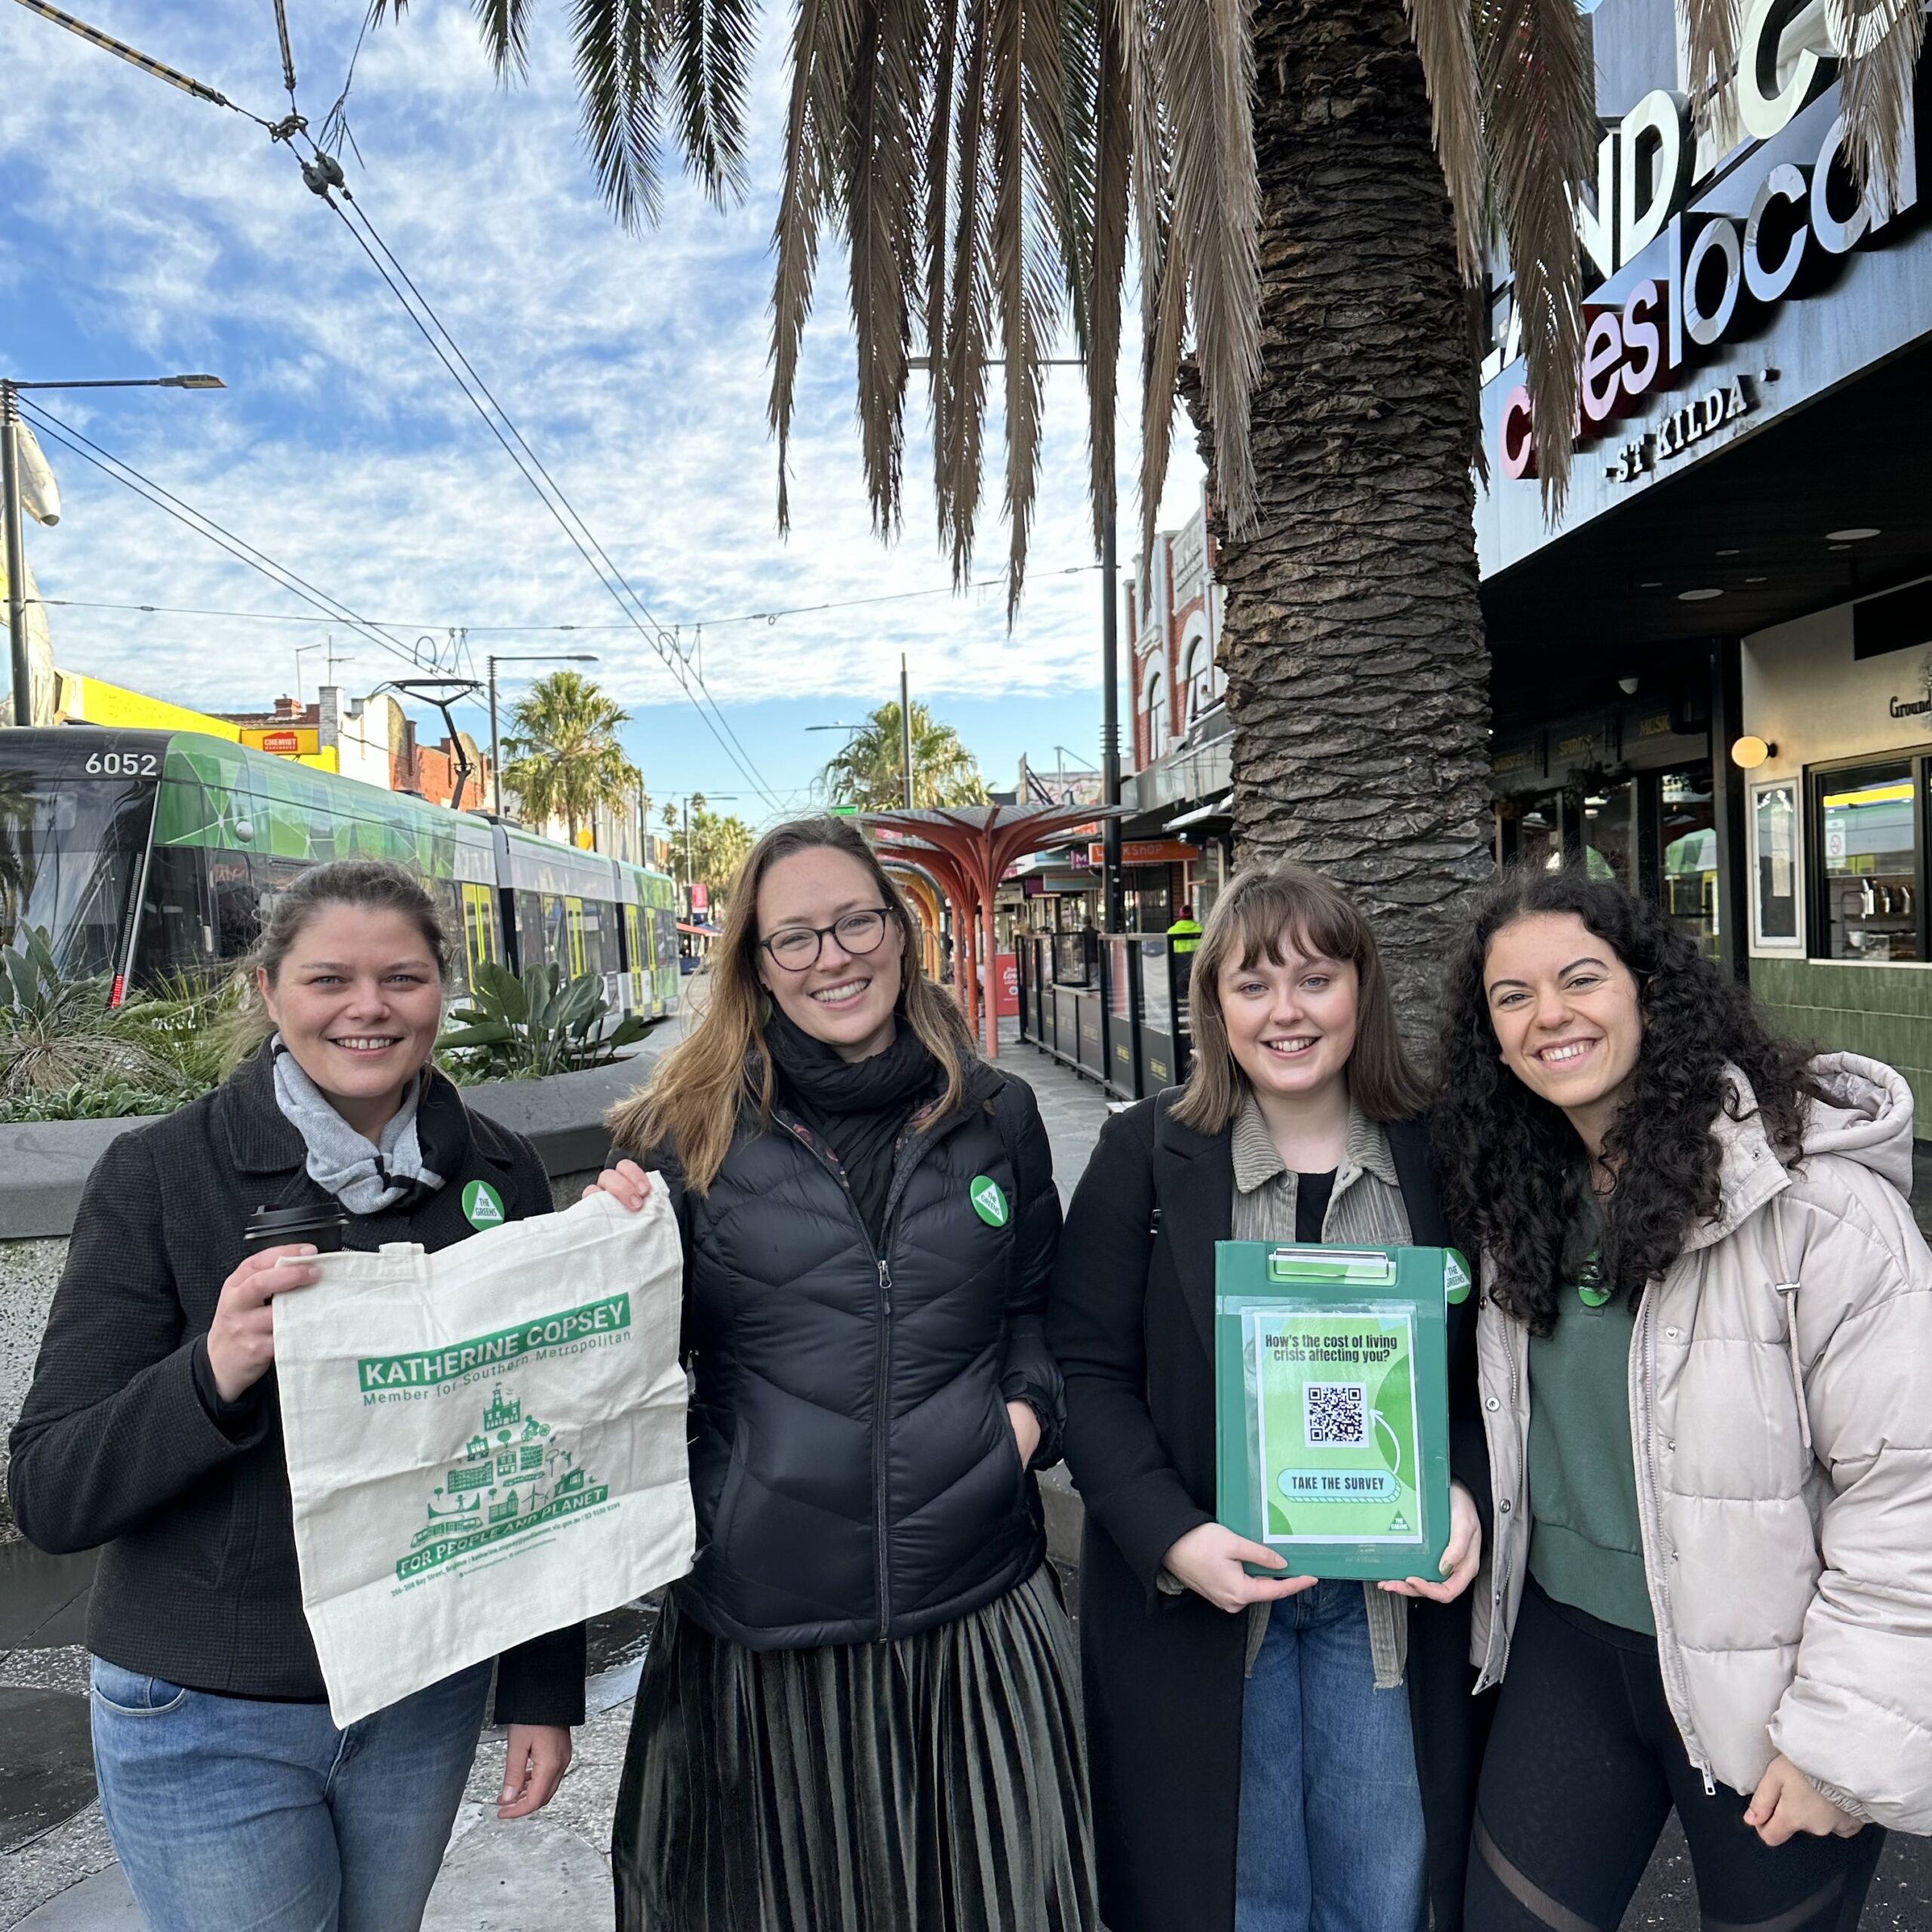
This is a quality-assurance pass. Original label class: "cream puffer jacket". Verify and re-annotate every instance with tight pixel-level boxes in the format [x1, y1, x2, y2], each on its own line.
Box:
[1472, 1053, 1932, 1832]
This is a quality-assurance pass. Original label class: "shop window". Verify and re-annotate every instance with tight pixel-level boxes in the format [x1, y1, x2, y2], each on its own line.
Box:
[1752, 783, 1799, 946]
[1143, 663, 1170, 759]
[1582, 783, 1635, 888]
[1814, 762, 1919, 962]
[1515, 795, 1561, 871]
[1660, 769, 1718, 961]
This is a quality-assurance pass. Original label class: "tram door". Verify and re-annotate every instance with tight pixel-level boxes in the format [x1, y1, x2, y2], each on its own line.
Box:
[565, 898, 588, 978]
[460, 882, 500, 987]
[623, 903, 647, 1013]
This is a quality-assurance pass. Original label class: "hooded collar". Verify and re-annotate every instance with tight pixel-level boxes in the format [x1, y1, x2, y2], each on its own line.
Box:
[1676, 1056, 1891, 1254]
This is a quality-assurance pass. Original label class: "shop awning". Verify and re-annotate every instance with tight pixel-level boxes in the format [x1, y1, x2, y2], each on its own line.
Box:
[1165, 792, 1235, 831]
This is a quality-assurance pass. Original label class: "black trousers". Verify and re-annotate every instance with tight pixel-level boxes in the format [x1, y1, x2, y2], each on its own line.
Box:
[1466, 1581, 1884, 1932]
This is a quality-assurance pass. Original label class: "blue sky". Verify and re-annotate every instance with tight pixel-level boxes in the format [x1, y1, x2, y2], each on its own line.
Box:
[0, 0, 1203, 822]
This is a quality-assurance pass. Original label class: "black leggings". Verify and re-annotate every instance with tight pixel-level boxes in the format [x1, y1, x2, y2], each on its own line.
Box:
[1466, 1582, 1884, 1932]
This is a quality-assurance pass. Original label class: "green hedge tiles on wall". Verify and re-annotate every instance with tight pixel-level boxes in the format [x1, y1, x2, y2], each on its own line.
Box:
[1753, 958, 1932, 1140]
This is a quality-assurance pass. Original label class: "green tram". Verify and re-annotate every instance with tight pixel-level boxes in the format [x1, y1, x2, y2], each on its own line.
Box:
[0, 728, 681, 1020]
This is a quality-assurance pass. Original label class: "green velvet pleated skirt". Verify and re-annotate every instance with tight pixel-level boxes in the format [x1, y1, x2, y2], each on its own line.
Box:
[612, 1566, 1097, 1932]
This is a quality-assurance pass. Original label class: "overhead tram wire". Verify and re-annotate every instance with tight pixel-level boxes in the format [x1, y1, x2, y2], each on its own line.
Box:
[20, 401, 434, 676]
[13, 0, 784, 812]
[306, 181, 781, 812]
[31, 563, 1103, 633]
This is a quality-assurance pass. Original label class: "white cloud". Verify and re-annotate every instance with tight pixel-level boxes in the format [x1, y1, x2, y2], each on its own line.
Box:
[2, 0, 1206, 789]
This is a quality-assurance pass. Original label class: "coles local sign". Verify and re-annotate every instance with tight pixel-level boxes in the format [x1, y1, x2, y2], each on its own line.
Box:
[1497, 0, 1919, 483]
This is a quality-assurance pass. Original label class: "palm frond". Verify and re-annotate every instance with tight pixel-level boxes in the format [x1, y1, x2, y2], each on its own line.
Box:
[1158, 0, 1259, 539]
[1406, 0, 1488, 281]
[1086, 0, 1131, 555]
[940, 0, 995, 581]
[844, 0, 925, 534]
[1679, 0, 1738, 117]
[569, 0, 671, 233]
[669, 0, 759, 201]
[924, 0, 963, 539]
[770, 0, 866, 531]
[473, 0, 541, 79]
[1475, 0, 1594, 515]
[1830, 0, 1925, 200]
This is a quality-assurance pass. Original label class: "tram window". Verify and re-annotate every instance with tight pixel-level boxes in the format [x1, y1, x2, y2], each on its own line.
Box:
[1814, 762, 1919, 961]
[136, 847, 216, 985]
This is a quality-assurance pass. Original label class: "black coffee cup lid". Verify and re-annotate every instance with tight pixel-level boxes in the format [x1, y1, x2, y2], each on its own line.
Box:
[245, 1203, 349, 1236]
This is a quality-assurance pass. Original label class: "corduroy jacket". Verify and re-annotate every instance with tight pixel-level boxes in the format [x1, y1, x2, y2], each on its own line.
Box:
[8, 1046, 587, 1724]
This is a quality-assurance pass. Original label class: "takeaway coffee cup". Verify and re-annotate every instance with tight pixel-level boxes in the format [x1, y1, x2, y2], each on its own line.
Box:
[243, 1203, 349, 1257]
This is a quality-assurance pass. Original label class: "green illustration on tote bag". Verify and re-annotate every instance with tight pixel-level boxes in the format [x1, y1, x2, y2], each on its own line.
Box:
[396, 1386, 609, 1580]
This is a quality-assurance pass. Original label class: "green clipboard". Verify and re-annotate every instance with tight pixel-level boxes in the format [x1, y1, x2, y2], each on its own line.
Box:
[1214, 1241, 1471, 1581]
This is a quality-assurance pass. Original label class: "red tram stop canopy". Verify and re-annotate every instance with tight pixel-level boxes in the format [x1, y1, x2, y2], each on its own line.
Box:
[857, 803, 1125, 1060]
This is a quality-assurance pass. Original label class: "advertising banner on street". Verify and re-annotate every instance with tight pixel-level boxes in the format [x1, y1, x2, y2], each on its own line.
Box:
[274, 1190, 694, 1726]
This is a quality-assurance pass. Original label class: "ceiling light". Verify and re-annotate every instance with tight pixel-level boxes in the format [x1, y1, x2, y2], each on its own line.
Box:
[1678, 587, 1723, 601]
[1746, 575, 1767, 583]
[1829, 543, 1850, 552]
[1716, 547, 1741, 557]
[1639, 580, 1663, 589]
[1826, 527, 1880, 541]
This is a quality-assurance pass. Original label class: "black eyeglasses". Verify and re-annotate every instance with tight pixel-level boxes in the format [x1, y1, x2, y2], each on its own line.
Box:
[758, 907, 895, 972]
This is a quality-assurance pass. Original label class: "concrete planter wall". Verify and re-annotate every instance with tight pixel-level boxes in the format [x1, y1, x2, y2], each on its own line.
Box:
[0, 1046, 665, 1461]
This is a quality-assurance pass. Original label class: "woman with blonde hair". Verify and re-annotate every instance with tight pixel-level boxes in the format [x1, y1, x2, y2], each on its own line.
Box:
[591, 814, 1093, 1932]
[1048, 862, 1487, 1932]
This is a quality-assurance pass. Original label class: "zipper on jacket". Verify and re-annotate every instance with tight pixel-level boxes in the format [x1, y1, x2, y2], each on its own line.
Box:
[774, 1104, 976, 1639]
[873, 1255, 894, 1632]
[1633, 1288, 1715, 1794]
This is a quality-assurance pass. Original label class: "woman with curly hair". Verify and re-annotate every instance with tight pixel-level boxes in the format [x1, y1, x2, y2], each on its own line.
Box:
[1435, 866, 1932, 1932]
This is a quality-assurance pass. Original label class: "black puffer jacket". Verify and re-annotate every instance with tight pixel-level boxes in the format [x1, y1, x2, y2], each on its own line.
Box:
[632, 1056, 1063, 1650]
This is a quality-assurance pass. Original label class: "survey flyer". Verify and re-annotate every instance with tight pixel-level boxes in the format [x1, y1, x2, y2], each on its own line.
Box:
[1247, 1308, 1424, 1548]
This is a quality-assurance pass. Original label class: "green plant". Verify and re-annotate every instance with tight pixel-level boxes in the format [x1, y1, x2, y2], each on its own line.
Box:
[437, 960, 650, 1081]
[0, 927, 179, 1099]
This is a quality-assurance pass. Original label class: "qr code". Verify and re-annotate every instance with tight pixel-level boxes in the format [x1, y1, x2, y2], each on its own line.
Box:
[1304, 1382, 1367, 1447]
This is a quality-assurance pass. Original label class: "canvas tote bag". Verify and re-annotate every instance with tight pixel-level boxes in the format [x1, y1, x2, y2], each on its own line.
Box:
[273, 1187, 694, 1726]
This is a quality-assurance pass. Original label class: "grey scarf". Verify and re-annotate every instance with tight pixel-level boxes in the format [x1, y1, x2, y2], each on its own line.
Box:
[269, 1038, 446, 1214]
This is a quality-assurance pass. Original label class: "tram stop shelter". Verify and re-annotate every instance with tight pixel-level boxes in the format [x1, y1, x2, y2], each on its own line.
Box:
[859, 804, 1124, 1059]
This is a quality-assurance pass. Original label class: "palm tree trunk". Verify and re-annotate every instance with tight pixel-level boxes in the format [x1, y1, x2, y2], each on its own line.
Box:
[1208, 0, 1493, 1040]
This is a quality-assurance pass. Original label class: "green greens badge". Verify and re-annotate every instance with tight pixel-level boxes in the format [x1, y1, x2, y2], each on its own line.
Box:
[462, 1180, 506, 1231]
[968, 1176, 1009, 1228]
[1443, 1251, 1473, 1306]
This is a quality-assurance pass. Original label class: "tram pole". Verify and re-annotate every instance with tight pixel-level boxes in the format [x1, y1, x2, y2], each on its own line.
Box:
[1101, 497, 1123, 933]
[2, 383, 29, 727]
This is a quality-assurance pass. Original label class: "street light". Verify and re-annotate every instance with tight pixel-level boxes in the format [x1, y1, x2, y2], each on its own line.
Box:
[2, 371, 226, 725]
[486, 652, 600, 815]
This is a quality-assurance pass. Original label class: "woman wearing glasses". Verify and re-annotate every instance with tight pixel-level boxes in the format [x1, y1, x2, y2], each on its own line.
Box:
[595, 815, 1093, 1932]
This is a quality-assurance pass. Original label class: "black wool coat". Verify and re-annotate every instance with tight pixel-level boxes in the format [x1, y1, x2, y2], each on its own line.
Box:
[1046, 1091, 1492, 1932]
[629, 1057, 1065, 1651]
[7, 1046, 586, 1724]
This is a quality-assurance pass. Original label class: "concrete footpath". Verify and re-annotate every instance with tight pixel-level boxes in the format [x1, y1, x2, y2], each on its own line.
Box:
[8, 1029, 1932, 1928]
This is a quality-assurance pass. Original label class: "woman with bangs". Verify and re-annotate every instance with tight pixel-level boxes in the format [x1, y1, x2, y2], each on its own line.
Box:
[1048, 863, 1488, 1932]
[588, 814, 1094, 1932]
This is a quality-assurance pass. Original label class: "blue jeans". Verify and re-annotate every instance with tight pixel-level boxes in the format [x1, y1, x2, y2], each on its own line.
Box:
[90, 1656, 492, 1932]
[1235, 1580, 1426, 1932]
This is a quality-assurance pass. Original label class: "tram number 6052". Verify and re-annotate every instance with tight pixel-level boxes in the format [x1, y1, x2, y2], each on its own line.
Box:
[84, 752, 161, 777]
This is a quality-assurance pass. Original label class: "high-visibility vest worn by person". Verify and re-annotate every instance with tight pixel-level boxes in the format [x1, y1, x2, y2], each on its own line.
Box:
[1167, 918, 1203, 956]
